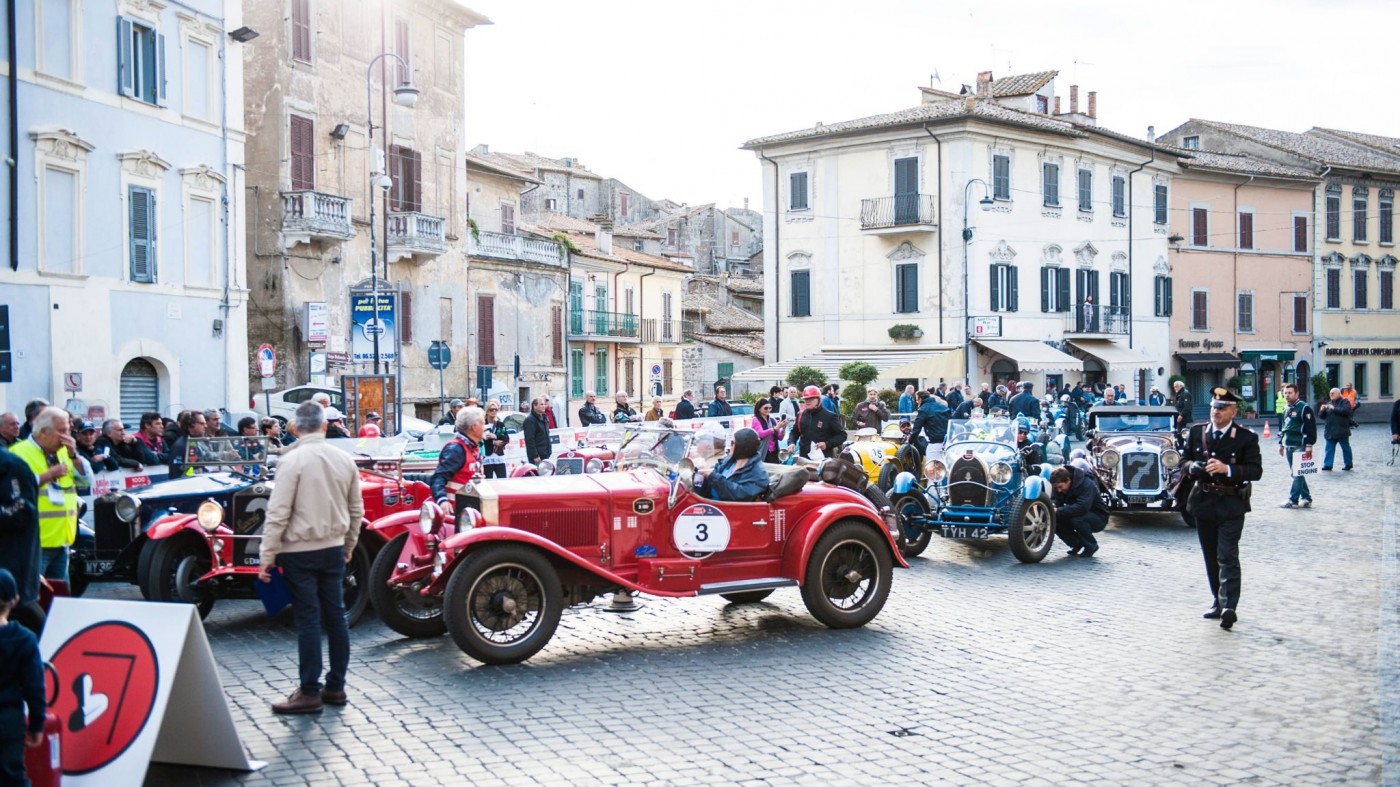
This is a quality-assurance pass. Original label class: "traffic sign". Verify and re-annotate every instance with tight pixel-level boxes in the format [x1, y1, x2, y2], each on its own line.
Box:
[256, 344, 277, 377]
[428, 341, 452, 370]
[650, 363, 662, 377]
[64, 372, 83, 392]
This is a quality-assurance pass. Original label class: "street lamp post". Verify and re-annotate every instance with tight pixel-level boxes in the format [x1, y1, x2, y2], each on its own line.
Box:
[364, 53, 419, 376]
[961, 179, 995, 387]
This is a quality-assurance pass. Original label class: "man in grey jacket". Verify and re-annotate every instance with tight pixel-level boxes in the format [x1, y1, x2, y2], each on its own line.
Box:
[258, 401, 364, 714]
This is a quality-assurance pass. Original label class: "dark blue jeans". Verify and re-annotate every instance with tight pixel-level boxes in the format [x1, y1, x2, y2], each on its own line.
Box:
[0, 705, 25, 787]
[278, 547, 349, 695]
[1285, 447, 1311, 503]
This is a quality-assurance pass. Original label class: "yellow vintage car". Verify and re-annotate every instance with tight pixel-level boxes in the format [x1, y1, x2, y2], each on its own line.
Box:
[839, 424, 921, 489]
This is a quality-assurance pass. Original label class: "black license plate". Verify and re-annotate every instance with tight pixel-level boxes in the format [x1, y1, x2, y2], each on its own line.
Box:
[85, 560, 114, 575]
[939, 526, 989, 539]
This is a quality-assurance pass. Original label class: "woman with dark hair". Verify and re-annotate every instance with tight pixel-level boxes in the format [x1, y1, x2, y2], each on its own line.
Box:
[750, 398, 782, 464]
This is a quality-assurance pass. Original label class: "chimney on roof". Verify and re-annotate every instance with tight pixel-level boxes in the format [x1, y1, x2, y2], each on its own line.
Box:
[1070, 85, 1079, 115]
[977, 71, 993, 97]
[562, 157, 574, 168]
[596, 220, 613, 256]
[1147, 125, 1156, 142]
[744, 197, 749, 211]
[1054, 96, 1061, 115]
[1087, 91, 1097, 119]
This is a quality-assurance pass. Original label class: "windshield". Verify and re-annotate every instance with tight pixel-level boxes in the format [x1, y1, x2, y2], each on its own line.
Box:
[324, 436, 410, 460]
[182, 436, 271, 467]
[582, 422, 629, 447]
[614, 426, 703, 474]
[945, 417, 1016, 447]
[1093, 413, 1175, 432]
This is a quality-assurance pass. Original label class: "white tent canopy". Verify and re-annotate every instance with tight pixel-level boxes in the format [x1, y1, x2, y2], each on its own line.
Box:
[731, 346, 963, 386]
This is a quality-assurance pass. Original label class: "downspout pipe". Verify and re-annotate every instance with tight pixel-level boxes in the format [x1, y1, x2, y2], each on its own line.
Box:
[7, 0, 17, 272]
[1232, 173, 1255, 405]
[923, 125, 943, 344]
[758, 151, 780, 367]
[638, 266, 655, 396]
[1126, 149, 1154, 354]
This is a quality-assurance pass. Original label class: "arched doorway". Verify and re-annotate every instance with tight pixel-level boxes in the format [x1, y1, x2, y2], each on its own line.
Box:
[120, 358, 160, 426]
[990, 359, 1017, 390]
[1296, 360, 1311, 399]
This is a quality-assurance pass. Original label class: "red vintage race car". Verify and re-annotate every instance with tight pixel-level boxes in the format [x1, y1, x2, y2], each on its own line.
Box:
[508, 422, 626, 478]
[367, 424, 907, 664]
[139, 436, 431, 623]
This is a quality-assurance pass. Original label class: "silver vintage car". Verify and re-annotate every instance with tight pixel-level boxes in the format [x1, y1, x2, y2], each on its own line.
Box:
[1081, 405, 1183, 516]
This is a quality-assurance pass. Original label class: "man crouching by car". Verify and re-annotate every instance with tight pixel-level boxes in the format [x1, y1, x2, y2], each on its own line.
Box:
[258, 401, 364, 715]
[432, 406, 484, 521]
[1050, 465, 1106, 558]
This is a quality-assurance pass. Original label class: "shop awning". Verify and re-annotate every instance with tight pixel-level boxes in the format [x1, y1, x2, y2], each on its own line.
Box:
[974, 340, 1083, 372]
[1065, 339, 1158, 369]
[731, 348, 962, 385]
[1175, 352, 1239, 371]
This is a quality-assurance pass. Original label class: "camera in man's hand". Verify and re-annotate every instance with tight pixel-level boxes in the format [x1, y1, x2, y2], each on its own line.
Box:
[1184, 460, 1206, 479]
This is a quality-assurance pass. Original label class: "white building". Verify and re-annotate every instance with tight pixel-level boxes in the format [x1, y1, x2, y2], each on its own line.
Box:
[739, 71, 1177, 399]
[2, 0, 249, 422]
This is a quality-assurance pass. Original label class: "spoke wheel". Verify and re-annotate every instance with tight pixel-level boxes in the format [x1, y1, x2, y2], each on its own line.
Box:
[889, 492, 933, 558]
[1009, 496, 1055, 564]
[369, 532, 446, 638]
[343, 544, 371, 627]
[443, 545, 562, 665]
[150, 534, 215, 619]
[800, 521, 893, 629]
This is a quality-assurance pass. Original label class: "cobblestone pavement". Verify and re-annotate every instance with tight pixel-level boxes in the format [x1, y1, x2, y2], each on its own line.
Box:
[83, 431, 1395, 785]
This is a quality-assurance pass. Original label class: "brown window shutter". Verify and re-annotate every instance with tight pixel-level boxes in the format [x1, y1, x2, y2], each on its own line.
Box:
[551, 304, 563, 364]
[290, 115, 314, 191]
[410, 149, 422, 211]
[477, 295, 495, 366]
[399, 289, 413, 344]
[292, 0, 311, 62]
[388, 145, 402, 211]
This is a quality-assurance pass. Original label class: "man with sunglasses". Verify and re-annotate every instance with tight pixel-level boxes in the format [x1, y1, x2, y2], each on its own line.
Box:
[1180, 387, 1263, 631]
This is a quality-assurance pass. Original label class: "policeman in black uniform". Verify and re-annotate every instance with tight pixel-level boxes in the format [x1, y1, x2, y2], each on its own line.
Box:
[1180, 387, 1262, 630]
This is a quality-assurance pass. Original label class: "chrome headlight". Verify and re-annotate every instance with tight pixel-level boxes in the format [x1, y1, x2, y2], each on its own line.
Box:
[1100, 449, 1120, 470]
[537, 460, 555, 477]
[989, 462, 1013, 485]
[114, 493, 141, 523]
[1160, 449, 1181, 469]
[585, 458, 603, 474]
[418, 501, 440, 535]
[924, 459, 946, 483]
[196, 500, 223, 532]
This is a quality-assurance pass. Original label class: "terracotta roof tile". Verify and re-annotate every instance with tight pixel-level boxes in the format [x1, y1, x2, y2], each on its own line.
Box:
[465, 153, 541, 184]
[692, 333, 765, 359]
[990, 70, 1057, 97]
[1190, 120, 1400, 175]
[744, 97, 1084, 148]
[1175, 149, 1319, 179]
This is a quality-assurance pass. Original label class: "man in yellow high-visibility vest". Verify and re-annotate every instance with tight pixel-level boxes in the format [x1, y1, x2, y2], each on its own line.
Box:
[8, 407, 78, 582]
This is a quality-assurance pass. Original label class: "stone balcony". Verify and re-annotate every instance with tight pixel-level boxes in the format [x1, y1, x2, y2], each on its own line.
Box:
[468, 229, 565, 267]
[280, 190, 354, 249]
[386, 212, 447, 262]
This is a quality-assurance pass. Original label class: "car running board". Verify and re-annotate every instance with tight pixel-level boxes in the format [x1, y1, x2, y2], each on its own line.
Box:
[696, 578, 798, 596]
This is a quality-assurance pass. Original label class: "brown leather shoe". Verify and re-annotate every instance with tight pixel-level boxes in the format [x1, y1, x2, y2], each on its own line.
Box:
[321, 689, 347, 706]
[272, 689, 323, 714]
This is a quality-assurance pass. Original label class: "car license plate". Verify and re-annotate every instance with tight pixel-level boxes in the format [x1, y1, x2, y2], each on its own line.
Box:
[1124, 496, 1154, 505]
[85, 560, 114, 574]
[939, 526, 989, 539]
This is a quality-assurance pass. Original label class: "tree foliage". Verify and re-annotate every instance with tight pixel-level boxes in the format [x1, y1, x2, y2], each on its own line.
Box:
[837, 361, 879, 386]
[786, 365, 828, 389]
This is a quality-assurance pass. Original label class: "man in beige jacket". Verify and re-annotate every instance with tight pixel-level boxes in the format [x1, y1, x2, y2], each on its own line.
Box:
[257, 401, 364, 714]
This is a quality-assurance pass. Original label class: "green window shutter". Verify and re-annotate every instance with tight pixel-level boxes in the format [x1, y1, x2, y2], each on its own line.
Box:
[1056, 269, 1070, 313]
[989, 265, 1001, 311]
[1040, 267, 1051, 312]
[1008, 265, 1019, 312]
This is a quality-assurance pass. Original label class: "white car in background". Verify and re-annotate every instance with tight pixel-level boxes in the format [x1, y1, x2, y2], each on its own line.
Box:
[250, 385, 342, 424]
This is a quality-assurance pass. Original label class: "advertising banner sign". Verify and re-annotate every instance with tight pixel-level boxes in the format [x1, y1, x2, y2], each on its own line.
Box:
[305, 301, 329, 345]
[350, 293, 396, 363]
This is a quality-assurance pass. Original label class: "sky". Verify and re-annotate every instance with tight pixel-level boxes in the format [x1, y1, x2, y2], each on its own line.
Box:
[461, 0, 1399, 211]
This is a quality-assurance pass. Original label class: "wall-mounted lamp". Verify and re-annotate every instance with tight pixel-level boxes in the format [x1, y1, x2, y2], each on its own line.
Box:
[228, 26, 259, 43]
[1167, 234, 1185, 244]
[1315, 341, 1329, 348]
[330, 123, 350, 140]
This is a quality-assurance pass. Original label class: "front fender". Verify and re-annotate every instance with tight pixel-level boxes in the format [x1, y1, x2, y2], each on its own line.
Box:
[893, 471, 918, 495]
[781, 502, 909, 582]
[433, 526, 695, 598]
[367, 508, 419, 538]
[145, 514, 201, 542]
[1022, 474, 1047, 501]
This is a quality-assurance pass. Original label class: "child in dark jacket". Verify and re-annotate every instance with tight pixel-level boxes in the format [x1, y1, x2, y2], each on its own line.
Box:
[0, 567, 46, 784]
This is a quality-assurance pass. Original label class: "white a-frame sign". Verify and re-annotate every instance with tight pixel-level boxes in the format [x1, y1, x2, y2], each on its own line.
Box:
[39, 599, 265, 786]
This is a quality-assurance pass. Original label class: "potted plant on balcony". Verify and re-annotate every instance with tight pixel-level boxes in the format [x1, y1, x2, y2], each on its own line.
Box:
[888, 323, 923, 341]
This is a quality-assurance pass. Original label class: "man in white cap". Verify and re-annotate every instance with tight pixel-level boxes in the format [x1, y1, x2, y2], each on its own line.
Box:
[324, 407, 351, 439]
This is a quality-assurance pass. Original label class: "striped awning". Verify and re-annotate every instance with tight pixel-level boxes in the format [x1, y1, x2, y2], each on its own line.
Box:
[731, 347, 963, 385]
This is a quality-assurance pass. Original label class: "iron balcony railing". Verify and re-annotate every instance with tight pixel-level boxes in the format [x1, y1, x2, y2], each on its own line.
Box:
[860, 194, 937, 230]
[386, 212, 447, 258]
[469, 229, 564, 267]
[641, 319, 684, 344]
[1066, 303, 1130, 334]
[281, 190, 354, 240]
[568, 310, 639, 340]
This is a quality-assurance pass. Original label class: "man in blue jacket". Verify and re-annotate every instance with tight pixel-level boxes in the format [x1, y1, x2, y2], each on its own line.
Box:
[1009, 381, 1042, 421]
[1050, 465, 1105, 557]
[898, 385, 916, 416]
[696, 429, 769, 502]
[1278, 382, 1316, 508]
[706, 386, 733, 418]
[911, 391, 950, 447]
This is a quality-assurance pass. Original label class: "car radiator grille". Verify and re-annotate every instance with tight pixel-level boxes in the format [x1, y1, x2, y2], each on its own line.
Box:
[553, 458, 585, 475]
[947, 455, 990, 508]
[509, 509, 598, 547]
[1121, 453, 1161, 492]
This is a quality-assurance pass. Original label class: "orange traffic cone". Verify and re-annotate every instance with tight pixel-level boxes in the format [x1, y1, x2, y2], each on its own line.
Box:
[1262, 420, 1271, 439]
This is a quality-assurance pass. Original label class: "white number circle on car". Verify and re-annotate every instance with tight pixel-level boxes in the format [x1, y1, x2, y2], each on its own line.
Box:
[673, 503, 731, 558]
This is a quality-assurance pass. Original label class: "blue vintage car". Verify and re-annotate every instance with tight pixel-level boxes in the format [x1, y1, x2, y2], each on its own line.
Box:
[887, 417, 1056, 563]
